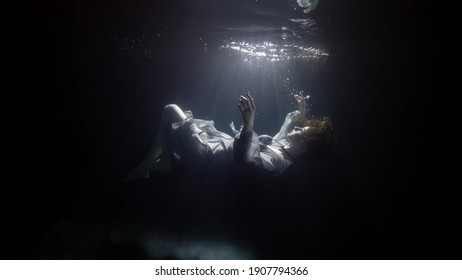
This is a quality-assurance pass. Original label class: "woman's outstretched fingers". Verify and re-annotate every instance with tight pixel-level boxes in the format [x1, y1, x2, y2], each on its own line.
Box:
[238, 97, 243, 110]
[238, 92, 256, 112]
[239, 95, 249, 111]
[293, 93, 307, 115]
[237, 92, 256, 133]
[242, 94, 253, 110]
[246, 93, 255, 110]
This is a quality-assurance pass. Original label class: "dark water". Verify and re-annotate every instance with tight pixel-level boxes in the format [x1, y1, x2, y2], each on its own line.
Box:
[3, 0, 457, 259]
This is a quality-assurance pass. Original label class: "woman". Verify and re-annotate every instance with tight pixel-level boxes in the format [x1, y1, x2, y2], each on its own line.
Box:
[125, 93, 335, 180]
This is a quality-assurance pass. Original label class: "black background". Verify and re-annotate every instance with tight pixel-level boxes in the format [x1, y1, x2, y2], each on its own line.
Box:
[3, 0, 457, 259]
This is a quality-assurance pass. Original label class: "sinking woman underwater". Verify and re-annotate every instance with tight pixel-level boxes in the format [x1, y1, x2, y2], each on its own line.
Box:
[124, 92, 335, 181]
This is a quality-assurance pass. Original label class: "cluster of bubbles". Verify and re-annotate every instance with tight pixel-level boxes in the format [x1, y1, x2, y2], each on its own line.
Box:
[110, 34, 157, 59]
[110, 26, 171, 59]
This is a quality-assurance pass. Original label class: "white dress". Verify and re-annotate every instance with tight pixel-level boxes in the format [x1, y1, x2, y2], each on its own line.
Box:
[169, 110, 300, 175]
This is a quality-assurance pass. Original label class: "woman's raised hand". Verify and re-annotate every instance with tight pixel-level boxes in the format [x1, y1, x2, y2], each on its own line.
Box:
[294, 93, 308, 117]
[238, 92, 256, 133]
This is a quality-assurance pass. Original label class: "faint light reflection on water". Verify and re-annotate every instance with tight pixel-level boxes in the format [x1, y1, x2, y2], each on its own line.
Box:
[217, 15, 329, 64]
[219, 40, 328, 63]
[110, 15, 328, 63]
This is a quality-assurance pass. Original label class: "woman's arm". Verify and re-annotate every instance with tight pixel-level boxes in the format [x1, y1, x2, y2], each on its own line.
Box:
[237, 92, 256, 133]
[294, 93, 307, 116]
[273, 94, 307, 141]
[233, 92, 293, 175]
[234, 93, 266, 170]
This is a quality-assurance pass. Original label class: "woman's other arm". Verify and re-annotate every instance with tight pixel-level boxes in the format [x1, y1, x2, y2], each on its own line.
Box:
[273, 94, 307, 141]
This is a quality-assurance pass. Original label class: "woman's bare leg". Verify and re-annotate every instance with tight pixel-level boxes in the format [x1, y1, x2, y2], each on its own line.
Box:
[125, 104, 187, 181]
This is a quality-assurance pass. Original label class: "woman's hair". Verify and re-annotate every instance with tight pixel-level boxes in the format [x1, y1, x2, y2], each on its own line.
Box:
[292, 114, 336, 160]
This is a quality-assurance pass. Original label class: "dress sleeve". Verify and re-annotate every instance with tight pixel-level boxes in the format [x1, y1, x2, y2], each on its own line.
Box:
[233, 130, 267, 172]
[233, 111, 299, 174]
[233, 130, 291, 175]
[233, 131, 260, 165]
